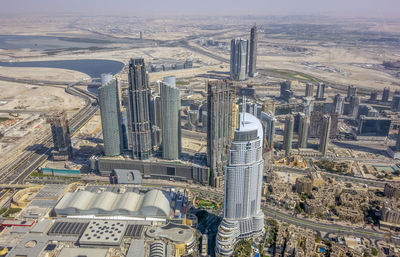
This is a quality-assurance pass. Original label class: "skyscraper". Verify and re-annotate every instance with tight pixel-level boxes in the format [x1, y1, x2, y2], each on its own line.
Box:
[305, 83, 314, 97]
[127, 58, 152, 160]
[320, 115, 331, 156]
[382, 87, 390, 102]
[315, 83, 325, 99]
[280, 81, 294, 102]
[230, 38, 249, 81]
[283, 115, 294, 157]
[347, 85, 357, 101]
[349, 96, 361, 117]
[46, 110, 72, 161]
[207, 80, 233, 187]
[231, 102, 239, 137]
[332, 94, 345, 115]
[160, 76, 181, 160]
[260, 111, 276, 150]
[216, 112, 264, 256]
[298, 113, 309, 148]
[370, 91, 378, 101]
[98, 78, 123, 157]
[395, 128, 400, 152]
[248, 25, 258, 77]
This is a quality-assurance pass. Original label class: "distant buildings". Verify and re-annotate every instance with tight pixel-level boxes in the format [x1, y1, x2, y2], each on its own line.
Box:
[127, 58, 153, 160]
[382, 87, 390, 102]
[357, 116, 391, 140]
[248, 25, 258, 77]
[392, 94, 400, 111]
[309, 111, 323, 138]
[280, 81, 294, 102]
[349, 96, 361, 117]
[332, 94, 345, 115]
[98, 78, 122, 157]
[230, 38, 249, 81]
[283, 115, 294, 156]
[260, 111, 276, 150]
[346, 85, 357, 101]
[160, 76, 181, 160]
[370, 91, 378, 101]
[320, 115, 331, 156]
[216, 112, 264, 256]
[46, 110, 72, 161]
[315, 83, 325, 100]
[305, 83, 314, 97]
[298, 113, 309, 148]
[207, 80, 233, 187]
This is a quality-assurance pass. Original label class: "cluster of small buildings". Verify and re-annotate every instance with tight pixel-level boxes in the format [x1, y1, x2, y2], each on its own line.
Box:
[148, 60, 193, 72]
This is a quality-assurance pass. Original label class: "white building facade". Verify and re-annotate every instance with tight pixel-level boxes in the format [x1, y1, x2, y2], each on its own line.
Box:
[216, 112, 265, 256]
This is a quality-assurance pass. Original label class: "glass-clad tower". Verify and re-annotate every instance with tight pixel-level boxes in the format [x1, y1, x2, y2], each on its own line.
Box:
[216, 112, 264, 256]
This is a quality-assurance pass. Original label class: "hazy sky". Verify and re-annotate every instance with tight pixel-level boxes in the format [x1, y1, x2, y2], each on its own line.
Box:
[1, 0, 399, 17]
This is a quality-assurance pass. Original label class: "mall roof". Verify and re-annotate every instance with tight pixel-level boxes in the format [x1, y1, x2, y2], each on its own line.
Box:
[54, 189, 170, 218]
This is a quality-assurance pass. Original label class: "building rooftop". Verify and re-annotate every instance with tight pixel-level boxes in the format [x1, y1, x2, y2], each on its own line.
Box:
[58, 248, 108, 257]
[54, 189, 170, 218]
[79, 220, 127, 247]
[145, 223, 194, 244]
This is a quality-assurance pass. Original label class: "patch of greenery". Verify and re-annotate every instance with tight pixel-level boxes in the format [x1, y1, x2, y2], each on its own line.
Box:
[233, 240, 252, 257]
[176, 81, 188, 86]
[0, 208, 7, 215]
[2, 207, 21, 217]
[371, 247, 378, 256]
[0, 117, 10, 122]
[314, 160, 348, 173]
[264, 68, 319, 82]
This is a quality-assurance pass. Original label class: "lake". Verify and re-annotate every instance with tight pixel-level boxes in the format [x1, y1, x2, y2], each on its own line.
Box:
[0, 35, 114, 50]
[0, 59, 125, 78]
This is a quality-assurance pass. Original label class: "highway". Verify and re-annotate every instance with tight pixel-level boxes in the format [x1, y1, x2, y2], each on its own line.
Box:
[262, 205, 384, 240]
[0, 79, 98, 185]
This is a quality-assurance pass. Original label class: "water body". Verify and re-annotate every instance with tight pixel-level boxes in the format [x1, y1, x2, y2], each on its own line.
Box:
[0, 59, 125, 78]
[0, 35, 113, 50]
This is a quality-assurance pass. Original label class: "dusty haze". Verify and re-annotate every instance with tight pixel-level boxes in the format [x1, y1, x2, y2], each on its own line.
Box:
[0, 0, 399, 17]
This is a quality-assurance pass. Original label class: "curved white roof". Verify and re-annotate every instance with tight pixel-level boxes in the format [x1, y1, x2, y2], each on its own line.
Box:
[238, 112, 264, 147]
[54, 189, 170, 218]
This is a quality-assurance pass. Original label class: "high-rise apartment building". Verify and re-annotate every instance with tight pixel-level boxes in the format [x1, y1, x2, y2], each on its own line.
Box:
[349, 95, 361, 117]
[207, 80, 233, 187]
[305, 83, 314, 97]
[216, 112, 264, 256]
[248, 25, 258, 77]
[298, 113, 309, 148]
[160, 76, 181, 160]
[230, 38, 249, 81]
[332, 94, 345, 115]
[382, 87, 390, 102]
[315, 83, 325, 99]
[260, 111, 276, 150]
[127, 58, 153, 160]
[347, 85, 357, 101]
[98, 78, 123, 157]
[283, 115, 294, 157]
[46, 110, 72, 161]
[320, 115, 331, 156]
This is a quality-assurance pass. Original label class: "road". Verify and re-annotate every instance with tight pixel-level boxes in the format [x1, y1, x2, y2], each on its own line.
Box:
[0, 78, 98, 186]
[262, 205, 384, 240]
[142, 181, 386, 240]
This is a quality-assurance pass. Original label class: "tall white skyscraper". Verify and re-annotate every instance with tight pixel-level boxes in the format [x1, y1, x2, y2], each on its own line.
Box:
[216, 112, 264, 256]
